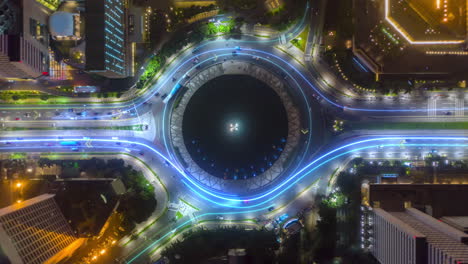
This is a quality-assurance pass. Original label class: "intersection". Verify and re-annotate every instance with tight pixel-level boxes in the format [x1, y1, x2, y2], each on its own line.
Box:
[2, 6, 468, 263]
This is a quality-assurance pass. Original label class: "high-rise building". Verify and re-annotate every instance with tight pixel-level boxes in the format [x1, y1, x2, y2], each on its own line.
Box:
[0, 194, 84, 264]
[85, 0, 132, 78]
[0, 0, 51, 78]
[371, 207, 468, 264]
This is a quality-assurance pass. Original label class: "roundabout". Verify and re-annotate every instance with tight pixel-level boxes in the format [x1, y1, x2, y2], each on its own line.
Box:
[2, 6, 468, 262]
[168, 60, 307, 193]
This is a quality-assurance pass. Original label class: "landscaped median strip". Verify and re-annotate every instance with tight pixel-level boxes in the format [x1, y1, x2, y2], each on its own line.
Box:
[1, 124, 144, 131]
[327, 167, 340, 187]
[179, 197, 201, 211]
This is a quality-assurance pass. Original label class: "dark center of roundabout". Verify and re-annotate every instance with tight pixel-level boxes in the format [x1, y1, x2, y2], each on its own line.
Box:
[182, 75, 288, 180]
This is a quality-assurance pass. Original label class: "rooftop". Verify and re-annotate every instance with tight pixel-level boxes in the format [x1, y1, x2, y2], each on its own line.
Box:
[391, 209, 468, 262]
[49, 11, 76, 37]
[385, 0, 466, 44]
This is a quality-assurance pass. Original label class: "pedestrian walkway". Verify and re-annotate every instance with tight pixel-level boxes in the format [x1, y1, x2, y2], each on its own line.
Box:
[456, 98, 465, 117]
[427, 97, 437, 117]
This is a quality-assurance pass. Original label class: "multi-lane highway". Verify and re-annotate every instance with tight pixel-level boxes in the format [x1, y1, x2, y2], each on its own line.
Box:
[2, 7, 468, 263]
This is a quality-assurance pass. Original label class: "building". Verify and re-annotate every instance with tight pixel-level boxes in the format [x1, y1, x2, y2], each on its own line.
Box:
[372, 207, 468, 264]
[85, 0, 132, 78]
[353, 0, 468, 78]
[0, 0, 51, 78]
[441, 216, 468, 233]
[53, 178, 124, 237]
[49, 11, 81, 41]
[0, 194, 85, 264]
[369, 184, 468, 218]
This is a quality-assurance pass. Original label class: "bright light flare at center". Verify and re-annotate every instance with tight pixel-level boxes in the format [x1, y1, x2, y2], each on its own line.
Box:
[229, 123, 239, 133]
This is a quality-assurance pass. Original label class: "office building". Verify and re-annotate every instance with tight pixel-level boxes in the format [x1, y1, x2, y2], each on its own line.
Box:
[85, 0, 131, 78]
[0, 0, 51, 78]
[441, 216, 468, 233]
[371, 207, 468, 264]
[0, 194, 84, 264]
[369, 184, 468, 218]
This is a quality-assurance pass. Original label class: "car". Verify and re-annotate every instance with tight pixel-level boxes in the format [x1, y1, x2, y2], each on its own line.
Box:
[14, 117, 20, 120]
[71, 147, 79, 151]
[216, 215, 224, 220]
[139, 152, 144, 156]
[268, 206, 275, 212]
[235, 46, 241, 50]
[154, 92, 160, 97]
[161, 94, 168, 99]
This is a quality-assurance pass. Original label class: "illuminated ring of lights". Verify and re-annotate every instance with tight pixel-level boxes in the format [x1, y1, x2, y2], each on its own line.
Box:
[167, 60, 302, 192]
[159, 51, 319, 196]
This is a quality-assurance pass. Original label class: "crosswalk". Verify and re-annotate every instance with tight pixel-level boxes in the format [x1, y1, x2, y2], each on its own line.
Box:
[455, 98, 465, 117]
[427, 97, 465, 117]
[427, 98, 437, 117]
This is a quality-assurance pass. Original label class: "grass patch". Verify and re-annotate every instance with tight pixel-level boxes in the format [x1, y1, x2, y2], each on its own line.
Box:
[327, 167, 340, 187]
[176, 211, 184, 219]
[1, 125, 144, 131]
[290, 26, 310, 52]
[10, 153, 26, 159]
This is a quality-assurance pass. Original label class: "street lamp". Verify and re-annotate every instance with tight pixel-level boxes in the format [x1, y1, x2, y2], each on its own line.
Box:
[15, 182, 22, 188]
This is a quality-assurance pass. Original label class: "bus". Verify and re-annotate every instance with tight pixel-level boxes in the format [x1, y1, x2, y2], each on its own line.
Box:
[163, 83, 183, 104]
[60, 141, 80, 146]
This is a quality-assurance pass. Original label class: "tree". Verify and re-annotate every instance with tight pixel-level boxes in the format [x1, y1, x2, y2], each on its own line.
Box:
[12, 95, 20, 101]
